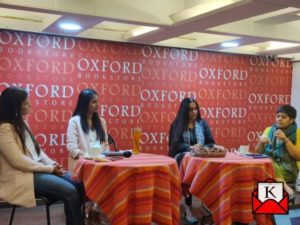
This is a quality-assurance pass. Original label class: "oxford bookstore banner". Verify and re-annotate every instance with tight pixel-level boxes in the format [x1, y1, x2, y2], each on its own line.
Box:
[0, 30, 292, 167]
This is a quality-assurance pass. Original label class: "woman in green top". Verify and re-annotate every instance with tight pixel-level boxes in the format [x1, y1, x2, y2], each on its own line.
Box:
[255, 105, 300, 200]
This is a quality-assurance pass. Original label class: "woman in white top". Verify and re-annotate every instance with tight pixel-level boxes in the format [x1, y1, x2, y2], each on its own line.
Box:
[67, 88, 109, 171]
[0, 87, 84, 225]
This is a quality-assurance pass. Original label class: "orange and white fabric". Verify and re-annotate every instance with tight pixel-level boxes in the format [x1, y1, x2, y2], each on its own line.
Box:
[180, 152, 274, 225]
[73, 153, 181, 225]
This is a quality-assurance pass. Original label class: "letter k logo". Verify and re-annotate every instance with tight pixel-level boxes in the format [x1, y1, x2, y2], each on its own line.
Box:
[252, 179, 289, 214]
[259, 182, 282, 202]
[264, 186, 276, 198]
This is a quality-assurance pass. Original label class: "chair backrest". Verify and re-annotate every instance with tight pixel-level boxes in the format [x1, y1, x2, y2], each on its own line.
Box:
[108, 133, 118, 151]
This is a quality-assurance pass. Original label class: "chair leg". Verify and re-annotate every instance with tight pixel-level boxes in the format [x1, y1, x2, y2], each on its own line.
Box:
[9, 206, 16, 225]
[46, 204, 51, 225]
[9, 199, 52, 225]
[38, 197, 51, 225]
[83, 201, 86, 219]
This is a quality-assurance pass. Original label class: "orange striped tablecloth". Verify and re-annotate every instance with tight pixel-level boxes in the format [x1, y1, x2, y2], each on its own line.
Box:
[180, 152, 274, 225]
[73, 153, 181, 225]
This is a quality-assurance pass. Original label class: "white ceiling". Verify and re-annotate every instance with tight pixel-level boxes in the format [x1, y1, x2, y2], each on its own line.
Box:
[1, 0, 300, 60]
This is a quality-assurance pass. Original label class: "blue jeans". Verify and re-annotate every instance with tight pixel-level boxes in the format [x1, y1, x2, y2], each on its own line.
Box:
[33, 172, 84, 225]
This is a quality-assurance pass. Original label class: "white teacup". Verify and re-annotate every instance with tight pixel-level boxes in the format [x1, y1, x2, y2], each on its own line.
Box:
[238, 145, 249, 154]
[88, 144, 103, 158]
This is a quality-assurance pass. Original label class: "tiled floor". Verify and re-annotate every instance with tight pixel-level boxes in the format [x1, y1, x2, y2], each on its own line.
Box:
[0, 199, 206, 225]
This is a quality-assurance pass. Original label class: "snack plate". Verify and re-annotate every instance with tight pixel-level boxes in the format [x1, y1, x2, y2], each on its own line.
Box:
[198, 152, 227, 157]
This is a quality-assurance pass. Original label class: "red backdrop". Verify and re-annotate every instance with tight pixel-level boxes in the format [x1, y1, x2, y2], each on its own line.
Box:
[0, 30, 292, 167]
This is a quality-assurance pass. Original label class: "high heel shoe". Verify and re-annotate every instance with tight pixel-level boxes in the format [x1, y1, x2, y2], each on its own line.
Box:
[184, 205, 198, 224]
[289, 190, 295, 204]
[84, 202, 93, 218]
[296, 178, 300, 192]
[283, 182, 296, 204]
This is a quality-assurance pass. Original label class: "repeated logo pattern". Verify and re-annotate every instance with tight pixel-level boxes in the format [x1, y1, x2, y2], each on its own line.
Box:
[0, 30, 291, 167]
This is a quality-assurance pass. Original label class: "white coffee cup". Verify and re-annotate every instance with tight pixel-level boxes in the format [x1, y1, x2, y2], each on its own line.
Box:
[238, 145, 249, 154]
[88, 143, 103, 157]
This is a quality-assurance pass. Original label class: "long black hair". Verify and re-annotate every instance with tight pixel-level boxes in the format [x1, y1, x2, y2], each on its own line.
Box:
[168, 97, 201, 153]
[0, 86, 40, 154]
[73, 88, 105, 142]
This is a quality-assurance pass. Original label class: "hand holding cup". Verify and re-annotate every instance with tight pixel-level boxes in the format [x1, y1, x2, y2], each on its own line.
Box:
[260, 134, 271, 144]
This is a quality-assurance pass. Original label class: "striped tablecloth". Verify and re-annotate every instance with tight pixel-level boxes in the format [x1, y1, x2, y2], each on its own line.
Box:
[180, 152, 274, 225]
[73, 153, 181, 225]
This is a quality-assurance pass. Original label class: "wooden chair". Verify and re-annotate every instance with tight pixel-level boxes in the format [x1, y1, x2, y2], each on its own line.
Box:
[9, 196, 53, 225]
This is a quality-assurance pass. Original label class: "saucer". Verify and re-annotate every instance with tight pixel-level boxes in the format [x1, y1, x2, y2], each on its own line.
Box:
[83, 154, 93, 160]
[94, 156, 111, 162]
[84, 153, 111, 162]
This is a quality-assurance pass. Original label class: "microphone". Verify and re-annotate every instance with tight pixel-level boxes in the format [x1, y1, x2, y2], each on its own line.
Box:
[102, 150, 132, 158]
[275, 137, 283, 145]
[273, 127, 283, 162]
[273, 127, 283, 149]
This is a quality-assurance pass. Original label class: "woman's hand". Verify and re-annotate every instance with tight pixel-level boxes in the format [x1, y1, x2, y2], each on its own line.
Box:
[275, 129, 289, 142]
[256, 134, 271, 153]
[275, 129, 300, 160]
[189, 143, 203, 150]
[53, 164, 66, 176]
[259, 134, 271, 144]
[74, 151, 85, 159]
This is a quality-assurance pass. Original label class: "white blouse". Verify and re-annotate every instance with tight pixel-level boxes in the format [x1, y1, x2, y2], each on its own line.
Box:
[25, 130, 41, 162]
[88, 130, 98, 146]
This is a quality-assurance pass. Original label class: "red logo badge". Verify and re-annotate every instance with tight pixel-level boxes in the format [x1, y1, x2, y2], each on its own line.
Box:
[252, 179, 289, 214]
